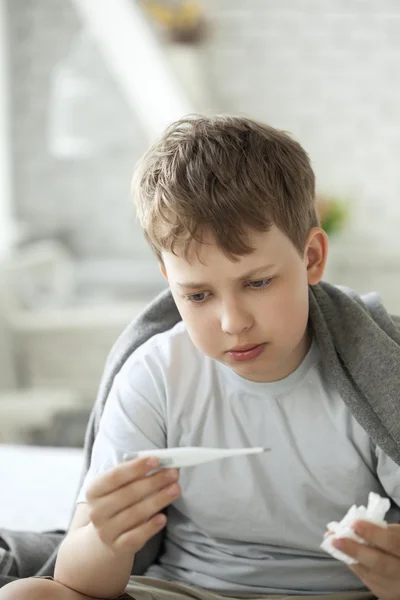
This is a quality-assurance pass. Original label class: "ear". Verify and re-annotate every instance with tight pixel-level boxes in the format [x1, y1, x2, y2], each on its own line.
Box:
[304, 227, 329, 285]
[159, 263, 168, 280]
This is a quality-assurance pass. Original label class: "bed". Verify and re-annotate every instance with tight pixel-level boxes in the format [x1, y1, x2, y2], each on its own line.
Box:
[0, 444, 84, 532]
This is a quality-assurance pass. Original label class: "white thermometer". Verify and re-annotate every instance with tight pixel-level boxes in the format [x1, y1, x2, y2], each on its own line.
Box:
[123, 446, 270, 469]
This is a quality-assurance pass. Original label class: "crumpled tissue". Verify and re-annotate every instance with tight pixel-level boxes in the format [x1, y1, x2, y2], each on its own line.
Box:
[320, 492, 391, 565]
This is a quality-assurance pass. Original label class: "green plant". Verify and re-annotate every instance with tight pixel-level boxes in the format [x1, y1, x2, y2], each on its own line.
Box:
[316, 196, 349, 237]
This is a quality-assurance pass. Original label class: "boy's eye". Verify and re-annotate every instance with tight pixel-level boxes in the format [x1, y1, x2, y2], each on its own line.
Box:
[187, 291, 210, 303]
[246, 278, 272, 289]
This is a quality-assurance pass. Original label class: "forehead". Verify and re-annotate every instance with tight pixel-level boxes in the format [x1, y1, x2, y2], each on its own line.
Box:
[162, 226, 297, 278]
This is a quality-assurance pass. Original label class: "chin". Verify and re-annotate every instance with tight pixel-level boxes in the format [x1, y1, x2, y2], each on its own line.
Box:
[233, 359, 270, 376]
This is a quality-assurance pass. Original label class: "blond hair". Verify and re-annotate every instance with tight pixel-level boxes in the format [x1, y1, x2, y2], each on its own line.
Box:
[132, 115, 318, 261]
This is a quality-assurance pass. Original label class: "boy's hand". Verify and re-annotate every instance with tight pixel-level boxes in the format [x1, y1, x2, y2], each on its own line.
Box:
[86, 457, 181, 552]
[332, 521, 400, 600]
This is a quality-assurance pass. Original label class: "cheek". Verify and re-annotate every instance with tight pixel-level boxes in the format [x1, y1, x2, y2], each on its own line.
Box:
[173, 298, 219, 352]
[187, 316, 220, 357]
[263, 278, 309, 334]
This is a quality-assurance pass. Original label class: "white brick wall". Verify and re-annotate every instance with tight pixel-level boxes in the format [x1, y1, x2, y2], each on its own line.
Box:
[201, 0, 400, 251]
[8, 0, 151, 261]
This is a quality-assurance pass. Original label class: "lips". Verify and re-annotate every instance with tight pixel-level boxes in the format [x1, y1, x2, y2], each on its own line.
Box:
[229, 343, 260, 352]
[227, 343, 266, 362]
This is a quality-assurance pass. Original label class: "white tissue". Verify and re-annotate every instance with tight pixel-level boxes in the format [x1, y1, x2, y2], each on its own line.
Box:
[320, 492, 391, 565]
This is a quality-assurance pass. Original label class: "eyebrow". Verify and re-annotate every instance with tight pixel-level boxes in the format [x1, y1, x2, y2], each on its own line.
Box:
[176, 264, 276, 289]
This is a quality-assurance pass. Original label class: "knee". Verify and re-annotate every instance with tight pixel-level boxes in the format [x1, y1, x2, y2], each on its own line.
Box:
[0, 578, 58, 600]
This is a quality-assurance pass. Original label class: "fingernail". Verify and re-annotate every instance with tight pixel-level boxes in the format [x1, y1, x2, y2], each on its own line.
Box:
[353, 525, 364, 536]
[333, 539, 345, 550]
[165, 469, 179, 480]
[167, 484, 180, 497]
[155, 514, 166, 526]
[146, 457, 159, 468]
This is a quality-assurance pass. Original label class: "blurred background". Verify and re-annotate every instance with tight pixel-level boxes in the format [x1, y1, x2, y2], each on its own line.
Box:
[1, 0, 400, 451]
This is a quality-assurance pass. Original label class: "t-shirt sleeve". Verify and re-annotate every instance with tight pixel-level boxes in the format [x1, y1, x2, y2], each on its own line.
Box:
[76, 352, 167, 504]
[375, 446, 400, 509]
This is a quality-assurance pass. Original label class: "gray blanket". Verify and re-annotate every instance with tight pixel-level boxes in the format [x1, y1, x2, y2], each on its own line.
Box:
[1, 281, 399, 586]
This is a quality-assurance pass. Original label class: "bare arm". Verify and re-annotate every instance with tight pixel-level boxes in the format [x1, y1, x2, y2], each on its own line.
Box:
[55, 504, 135, 598]
[54, 457, 180, 599]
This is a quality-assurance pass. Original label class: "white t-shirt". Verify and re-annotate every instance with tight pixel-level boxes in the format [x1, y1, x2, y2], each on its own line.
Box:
[77, 321, 400, 595]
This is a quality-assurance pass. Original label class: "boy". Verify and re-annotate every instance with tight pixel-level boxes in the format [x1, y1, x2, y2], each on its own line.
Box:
[2, 115, 400, 600]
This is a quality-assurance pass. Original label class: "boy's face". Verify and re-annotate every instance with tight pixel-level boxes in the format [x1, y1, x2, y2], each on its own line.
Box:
[161, 226, 327, 383]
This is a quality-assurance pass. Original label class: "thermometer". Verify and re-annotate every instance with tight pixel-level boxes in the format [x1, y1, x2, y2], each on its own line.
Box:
[123, 446, 270, 469]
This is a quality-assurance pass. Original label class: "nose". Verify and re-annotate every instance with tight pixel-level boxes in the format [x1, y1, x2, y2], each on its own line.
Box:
[220, 300, 253, 335]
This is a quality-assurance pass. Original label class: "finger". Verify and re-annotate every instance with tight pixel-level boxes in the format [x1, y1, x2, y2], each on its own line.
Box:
[115, 513, 167, 551]
[87, 456, 159, 500]
[349, 561, 400, 600]
[348, 563, 375, 591]
[353, 522, 400, 558]
[91, 468, 179, 521]
[349, 562, 370, 579]
[333, 538, 400, 577]
[106, 482, 181, 544]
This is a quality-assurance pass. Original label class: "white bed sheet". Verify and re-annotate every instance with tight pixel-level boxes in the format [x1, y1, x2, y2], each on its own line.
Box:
[0, 444, 84, 532]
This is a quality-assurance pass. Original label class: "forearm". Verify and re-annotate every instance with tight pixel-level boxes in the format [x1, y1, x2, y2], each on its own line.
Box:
[54, 523, 135, 598]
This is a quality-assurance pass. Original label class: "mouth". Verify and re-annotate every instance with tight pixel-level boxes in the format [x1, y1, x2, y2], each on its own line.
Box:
[227, 343, 266, 362]
[229, 343, 261, 352]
